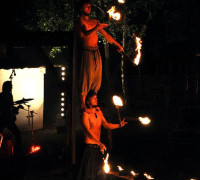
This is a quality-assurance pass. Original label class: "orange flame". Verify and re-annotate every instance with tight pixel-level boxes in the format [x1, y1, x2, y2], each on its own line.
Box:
[0, 133, 3, 148]
[30, 145, 41, 154]
[133, 36, 142, 65]
[144, 173, 154, 179]
[107, 6, 121, 21]
[138, 117, 151, 125]
[112, 95, 123, 107]
[117, 165, 124, 171]
[131, 170, 138, 177]
[103, 153, 110, 173]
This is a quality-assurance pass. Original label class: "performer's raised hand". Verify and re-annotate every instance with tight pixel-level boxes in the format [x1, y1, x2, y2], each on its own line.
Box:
[120, 118, 128, 127]
[97, 22, 108, 30]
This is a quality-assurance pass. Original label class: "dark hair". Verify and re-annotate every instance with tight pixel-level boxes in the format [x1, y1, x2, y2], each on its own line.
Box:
[85, 91, 97, 107]
[76, 0, 92, 15]
[2, 81, 12, 92]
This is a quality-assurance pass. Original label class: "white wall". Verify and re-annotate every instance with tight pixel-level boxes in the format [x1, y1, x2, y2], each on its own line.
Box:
[0, 68, 45, 131]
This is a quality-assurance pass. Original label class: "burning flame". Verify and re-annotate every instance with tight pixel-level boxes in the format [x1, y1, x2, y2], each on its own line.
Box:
[112, 95, 123, 107]
[131, 170, 138, 177]
[107, 6, 121, 21]
[133, 36, 142, 65]
[138, 117, 151, 125]
[30, 145, 41, 154]
[0, 133, 3, 148]
[118, 0, 125, 3]
[117, 165, 124, 171]
[103, 153, 110, 173]
[144, 173, 154, 179]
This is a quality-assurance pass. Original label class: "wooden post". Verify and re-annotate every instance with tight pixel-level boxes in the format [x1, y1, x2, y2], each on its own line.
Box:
[71, 0, 78, 165]
[72, 29, 76, 165]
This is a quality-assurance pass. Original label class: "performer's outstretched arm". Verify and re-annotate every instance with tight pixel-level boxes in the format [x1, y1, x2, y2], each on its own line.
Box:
[102, 113, 127, 129]
[98, 28, 124, 53]
[80, 19, 108, 36]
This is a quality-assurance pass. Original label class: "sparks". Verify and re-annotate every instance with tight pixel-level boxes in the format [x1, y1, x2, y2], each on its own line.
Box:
[144, 173, 154, 179]
[133, 36, 142, 66]
[117, 165, 124, 171]
[107, 6, 121, 21]
[131, 170, 138, 177]
[103, 153, 110, 173]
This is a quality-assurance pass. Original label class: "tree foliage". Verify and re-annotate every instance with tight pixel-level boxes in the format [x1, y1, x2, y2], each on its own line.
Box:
[23, 0, 194, 60]
[25, 0, 74, 32]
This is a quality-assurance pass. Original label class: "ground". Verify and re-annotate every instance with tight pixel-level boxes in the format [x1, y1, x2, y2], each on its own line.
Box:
[1, 125, 200, 180]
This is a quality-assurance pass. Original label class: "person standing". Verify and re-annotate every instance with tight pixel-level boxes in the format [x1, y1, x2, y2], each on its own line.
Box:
[0, 81, 23, 151]
[77, 91, 127, 180]
[76, 0, 124, 110]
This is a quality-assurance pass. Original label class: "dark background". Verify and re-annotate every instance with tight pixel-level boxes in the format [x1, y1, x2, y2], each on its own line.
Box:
[1, 0, 200, 179]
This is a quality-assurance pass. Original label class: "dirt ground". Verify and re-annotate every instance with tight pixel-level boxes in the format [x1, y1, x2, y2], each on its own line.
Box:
[1, 125, 200, 180]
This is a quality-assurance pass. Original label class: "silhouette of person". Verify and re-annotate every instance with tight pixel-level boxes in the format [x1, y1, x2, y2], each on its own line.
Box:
[76, 0, 124, 111]
[0, 81, 23, 151]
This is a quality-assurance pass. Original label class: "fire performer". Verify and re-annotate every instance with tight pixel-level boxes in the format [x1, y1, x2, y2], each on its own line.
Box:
[76, 0, 124, 111]
[77, 91, 127, 180]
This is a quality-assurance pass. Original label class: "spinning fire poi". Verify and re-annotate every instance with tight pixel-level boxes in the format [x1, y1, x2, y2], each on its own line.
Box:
[107, 6, 121, 21]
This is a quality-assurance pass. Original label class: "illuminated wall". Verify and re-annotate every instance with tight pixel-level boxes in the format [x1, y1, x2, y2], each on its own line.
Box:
[0, 68, 45, 131]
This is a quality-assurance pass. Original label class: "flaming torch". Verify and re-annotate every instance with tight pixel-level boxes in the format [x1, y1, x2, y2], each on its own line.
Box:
[112, 95, 123, 127]
[107, 6, 121, 21]
[103, 153, 110, 173]
[133, 34, 142, 66]
[138, 117, 151, 125]
[144, 172, 154, 179]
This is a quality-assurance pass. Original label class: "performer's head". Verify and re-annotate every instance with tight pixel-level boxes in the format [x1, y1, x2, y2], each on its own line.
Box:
[85, 91, 98, 108]
[78, 0, 92, 16]
[2, 81, 12, 93]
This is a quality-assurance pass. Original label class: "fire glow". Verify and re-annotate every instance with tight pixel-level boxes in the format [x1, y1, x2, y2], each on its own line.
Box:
[144, 173, 154, 179]
[112, 95, 123, 107]
[103, 153, 110, 173]
[118, 0, 125, 3]
[131, 170, 138, 177]
[133, 36, 142, 65]
[138, 117, 151, 125]
[107, 6, 121, 21]
[0, 133, 3, 148]
[30, 145, 41, 154]
[117, 165, 124, 171]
